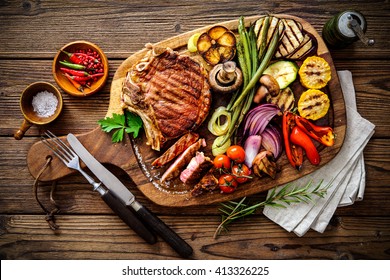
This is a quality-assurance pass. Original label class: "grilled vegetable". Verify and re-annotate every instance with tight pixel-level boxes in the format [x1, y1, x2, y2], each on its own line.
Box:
[253, 74, 280, 103]
[263, 60, 298, 89]
[298, 89, 330, 120]
[197, 25, 236, 65]
[286, 32, 317, 60]
[299, 56, 331, 89]
[252, 150, 278, 179]
[290, 126, 320, 165]
[254, 16, 285, 56]
[275, 18, 305, 58]
[255, 16, 317, 60]
[266, 86, 295, 112]
[295, 115, 335, 147]
[283, 111, 303, 170]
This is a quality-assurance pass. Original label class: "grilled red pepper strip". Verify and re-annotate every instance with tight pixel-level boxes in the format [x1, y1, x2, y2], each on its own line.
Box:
[282, 111, 303, 170]
[290, 126, 320, 165]
[60, 49, 83, 64]
[295, 115, 335, 147]
[60, 67, 90, 77]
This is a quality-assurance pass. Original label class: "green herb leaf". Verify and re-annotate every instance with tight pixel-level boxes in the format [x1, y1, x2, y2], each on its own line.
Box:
[98, 112, 143, 142]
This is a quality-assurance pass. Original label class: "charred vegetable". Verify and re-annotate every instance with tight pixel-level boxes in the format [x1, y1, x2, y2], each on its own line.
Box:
[298, 89, 330, 120]
[299, 56, 331, 89]
[295, 115, 335, 147]
[252, 150, 278, 179]
[283, 111, 303, 170]
[266, 86, 295, 112]
[290, 126, 320, 165]
[253, 74, 280, 103]
[197, 25, 237, 65]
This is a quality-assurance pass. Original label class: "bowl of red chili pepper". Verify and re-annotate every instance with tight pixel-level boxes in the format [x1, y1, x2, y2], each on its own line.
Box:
[52, 41, 109, 97]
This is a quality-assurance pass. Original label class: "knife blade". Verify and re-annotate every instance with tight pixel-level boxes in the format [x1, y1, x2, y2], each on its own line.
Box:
[67, 133, 193, 258]
[67, 133, 135, 206]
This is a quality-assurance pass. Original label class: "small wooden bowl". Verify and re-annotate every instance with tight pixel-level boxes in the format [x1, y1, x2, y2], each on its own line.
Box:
[52, 41, 109, 97]
[14, 82, 63, 140]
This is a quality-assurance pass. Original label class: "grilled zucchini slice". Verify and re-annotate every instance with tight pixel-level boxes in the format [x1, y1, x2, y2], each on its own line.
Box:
[263, 60, 298, 89]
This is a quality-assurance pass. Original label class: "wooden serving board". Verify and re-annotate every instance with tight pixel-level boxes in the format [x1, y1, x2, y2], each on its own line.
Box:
[27, 15, 346, 207]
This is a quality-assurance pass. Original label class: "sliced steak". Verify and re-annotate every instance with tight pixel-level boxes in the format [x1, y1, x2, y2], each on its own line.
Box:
[152, 132, 199, 168]
[122, 45, 211, 151]
[180, 152, 213, 184]
[160, 138, 206, 182]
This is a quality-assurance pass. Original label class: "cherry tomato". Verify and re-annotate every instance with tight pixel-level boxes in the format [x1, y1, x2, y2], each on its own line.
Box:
[213, 154, 231, 170]
[226, 145, 246, 163]
[218, 174, 238, 193]
[232, 164, 251, 184]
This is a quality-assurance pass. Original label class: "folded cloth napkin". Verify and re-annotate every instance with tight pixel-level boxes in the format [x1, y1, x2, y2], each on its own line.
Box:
[263, 70, 375, 236]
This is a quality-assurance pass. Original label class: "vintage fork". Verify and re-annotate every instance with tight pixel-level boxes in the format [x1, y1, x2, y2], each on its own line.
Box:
[42, 130, 105, 194]
[41, 130, 157, 244]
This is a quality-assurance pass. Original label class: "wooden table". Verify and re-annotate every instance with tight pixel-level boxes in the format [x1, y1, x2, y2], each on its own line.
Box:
[0, 0, 389, 260]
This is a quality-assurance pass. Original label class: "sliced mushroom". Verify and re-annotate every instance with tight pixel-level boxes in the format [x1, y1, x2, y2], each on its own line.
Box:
[253, 74, 280, 103]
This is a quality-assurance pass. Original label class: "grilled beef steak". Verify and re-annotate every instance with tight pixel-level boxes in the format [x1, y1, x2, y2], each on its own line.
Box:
[122, 45, 212, 151]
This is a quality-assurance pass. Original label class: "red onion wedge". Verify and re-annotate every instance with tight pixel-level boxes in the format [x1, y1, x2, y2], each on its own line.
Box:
[261, 124, 282, 159]
[244, 135, 262, 168]
[243, 104, 281, 138]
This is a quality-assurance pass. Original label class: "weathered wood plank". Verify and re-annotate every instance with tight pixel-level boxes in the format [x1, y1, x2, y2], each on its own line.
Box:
[0, 214, 389, 259]
[0, 0, 388, 59]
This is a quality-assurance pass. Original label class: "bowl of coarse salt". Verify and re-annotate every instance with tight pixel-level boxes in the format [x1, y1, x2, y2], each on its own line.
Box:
[14, 82, 63, 140]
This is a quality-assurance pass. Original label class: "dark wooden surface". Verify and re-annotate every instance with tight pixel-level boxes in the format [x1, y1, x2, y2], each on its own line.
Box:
[0, 0, 389, 260]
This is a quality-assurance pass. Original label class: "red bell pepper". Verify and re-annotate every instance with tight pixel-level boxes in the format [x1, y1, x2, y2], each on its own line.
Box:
[282, 111, 303, 170]
[295, 115, 335, 147]
[290, 126, 320, 165]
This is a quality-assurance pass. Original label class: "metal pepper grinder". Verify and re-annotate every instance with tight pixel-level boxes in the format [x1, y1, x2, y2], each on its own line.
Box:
[322, 10, 375, 49]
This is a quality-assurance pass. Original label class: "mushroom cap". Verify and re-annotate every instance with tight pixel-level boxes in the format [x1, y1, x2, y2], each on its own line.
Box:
[209, 62, 243, 94]
[259, 74, 280, 97]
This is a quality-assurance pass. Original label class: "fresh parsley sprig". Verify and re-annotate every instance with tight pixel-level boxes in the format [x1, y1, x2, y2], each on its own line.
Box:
[214, 180, 330, 238]
[98, 111, 143, 142]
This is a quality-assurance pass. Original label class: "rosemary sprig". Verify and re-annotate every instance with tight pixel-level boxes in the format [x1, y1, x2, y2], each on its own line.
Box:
[214, 180, 330, 239]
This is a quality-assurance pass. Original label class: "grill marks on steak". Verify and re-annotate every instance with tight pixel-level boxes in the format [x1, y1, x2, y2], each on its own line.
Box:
[122, 47, 211, 150]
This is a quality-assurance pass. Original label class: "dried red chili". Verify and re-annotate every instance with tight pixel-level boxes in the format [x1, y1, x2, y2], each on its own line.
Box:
[60, 67, 90, 77]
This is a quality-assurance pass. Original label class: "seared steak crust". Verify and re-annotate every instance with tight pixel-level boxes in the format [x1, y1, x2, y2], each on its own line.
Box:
[122, 47, 211, 151]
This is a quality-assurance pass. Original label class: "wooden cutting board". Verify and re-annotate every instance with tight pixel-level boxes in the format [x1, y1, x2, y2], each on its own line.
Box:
[27, 14, 346, 207]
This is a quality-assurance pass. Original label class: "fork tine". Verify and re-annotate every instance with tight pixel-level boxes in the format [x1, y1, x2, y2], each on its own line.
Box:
[41, 135, 69, 164]
[45, 130, 76, 160]
[42, 130, 76, 165]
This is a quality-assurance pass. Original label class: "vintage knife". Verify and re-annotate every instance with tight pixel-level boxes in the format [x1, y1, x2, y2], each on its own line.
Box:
[67, 133, 193, 258]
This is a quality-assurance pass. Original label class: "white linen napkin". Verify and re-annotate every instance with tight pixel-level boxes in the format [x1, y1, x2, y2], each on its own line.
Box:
[263, 70, 375, 236]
